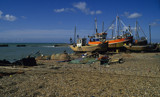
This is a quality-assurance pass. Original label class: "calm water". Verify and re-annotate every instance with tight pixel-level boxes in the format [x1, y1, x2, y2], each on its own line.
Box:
[0, 43, 73, 62]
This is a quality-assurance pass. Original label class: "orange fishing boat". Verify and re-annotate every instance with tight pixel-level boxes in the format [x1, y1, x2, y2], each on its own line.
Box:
[88, 16, 133, 49]
[88, 33, 133, 48]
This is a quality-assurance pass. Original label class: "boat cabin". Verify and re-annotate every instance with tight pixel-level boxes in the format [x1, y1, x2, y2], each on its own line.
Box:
[95, 32, 107, 39]
[77, 38, 87, 47]
[89, 32, 107, 42]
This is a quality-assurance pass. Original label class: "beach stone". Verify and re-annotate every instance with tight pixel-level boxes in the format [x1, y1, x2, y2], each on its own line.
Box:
[51, 54, 55, 60]
[35, 56, 42, 60]
[36, 55, 50, 60]
[54, 54, 60, 60]
[44, 56, 50, 60]
[59, 53, 70, 60]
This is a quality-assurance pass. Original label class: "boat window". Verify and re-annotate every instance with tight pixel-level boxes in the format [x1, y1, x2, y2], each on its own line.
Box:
[79, 40, 81, 43]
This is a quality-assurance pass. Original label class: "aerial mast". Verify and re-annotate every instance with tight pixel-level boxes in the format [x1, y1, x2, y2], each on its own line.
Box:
[112, 25, 114, 39]
[129, 25, 131, 35]
[149, 24, 151, 44]
[95, 18, 98, 33]
[74, 26, 76, 44]
[135, 21, 139, 39]
[117, 16, 120, 37]
[115, 16, 119, 38]
[102, 21, 104, 32]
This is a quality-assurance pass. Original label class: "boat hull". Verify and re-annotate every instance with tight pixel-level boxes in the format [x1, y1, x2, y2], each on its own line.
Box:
[70, 43, 108, 52]
[124, 45, 155, 51]
[108, 41, 126, 48]
[88, 36, 133, 48]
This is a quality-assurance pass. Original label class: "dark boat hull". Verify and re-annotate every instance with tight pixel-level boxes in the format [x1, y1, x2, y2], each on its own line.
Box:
[124, 44, 157, 51]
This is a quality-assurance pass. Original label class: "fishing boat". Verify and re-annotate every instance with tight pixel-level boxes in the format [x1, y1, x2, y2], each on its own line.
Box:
[69, 26, 108, 52]
[88, 33, 133, 48]
[70, 38, 108, 52]
[124, 44, 153, 51]
[123, 43, 159, 52]
[124, 21, 158, 52]
[88, 16, 133, 49]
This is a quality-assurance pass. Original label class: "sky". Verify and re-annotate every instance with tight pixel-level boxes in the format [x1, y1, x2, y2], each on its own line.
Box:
[0, 0, 160, 43]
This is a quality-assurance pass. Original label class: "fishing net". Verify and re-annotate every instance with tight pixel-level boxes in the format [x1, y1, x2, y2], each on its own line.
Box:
[69, 58, 97, 64]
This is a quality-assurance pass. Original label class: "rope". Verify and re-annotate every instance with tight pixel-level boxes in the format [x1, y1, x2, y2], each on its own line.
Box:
[137, 23, 147, 37]
[104, 19, 116, 33]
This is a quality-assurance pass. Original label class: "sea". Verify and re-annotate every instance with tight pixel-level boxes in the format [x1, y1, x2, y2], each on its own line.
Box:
[0, 43, 73, 62]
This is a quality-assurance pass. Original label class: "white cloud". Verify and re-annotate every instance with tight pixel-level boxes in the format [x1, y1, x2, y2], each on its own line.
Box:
[54, 8, 75, 13]
[122, 12, 142, 19]
[0, 10, 17, 21]
[89, 10, 102, 15]
[150, 21, 160, 26]
[149, 19, 160, 26]
[73, 2, 86, 10]
[128, 13, 142, 18]
[73, 2, 89, 14]
[54, 2, 102, 15]
[122, 12, 129, 17]
[96, 10, 102, 14]
[4, 14, 17, 21]
[150, 22, 157, 26]
[73, 2, 102, 15]
[54, 8, 65, 13]
[90, 11, 95, 15]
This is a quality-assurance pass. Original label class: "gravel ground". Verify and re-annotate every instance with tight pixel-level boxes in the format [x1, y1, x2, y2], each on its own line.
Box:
[0, 52, 160, 96]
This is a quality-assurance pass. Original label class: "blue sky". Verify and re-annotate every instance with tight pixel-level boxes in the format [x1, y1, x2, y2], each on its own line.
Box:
[0, 0, 160, 43]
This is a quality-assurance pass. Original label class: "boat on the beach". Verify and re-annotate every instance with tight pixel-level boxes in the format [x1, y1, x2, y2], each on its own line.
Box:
[70, 38, 108, 52]
[88, 32, 133, 48]
[88, 16, 133, 49]
[124, 21, 159, 52]
[69, 26, 108, 52]
[123, 44, 157, 51]
[133, 21, 148, 46]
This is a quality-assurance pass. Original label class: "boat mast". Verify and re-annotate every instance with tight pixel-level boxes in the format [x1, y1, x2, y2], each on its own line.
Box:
[115, 16, 119, 38]
[95, 18, 98, 33]
[115, 16, 117, 38]
[74, 26, 76, 44]
[102, 21, 104, 32]
[149, 24, 151, 44]
[112, 26, 114, 39]
[118, 16, 120, 37]
[129, 25, 131, 34]
[135, 21, 139, 39]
